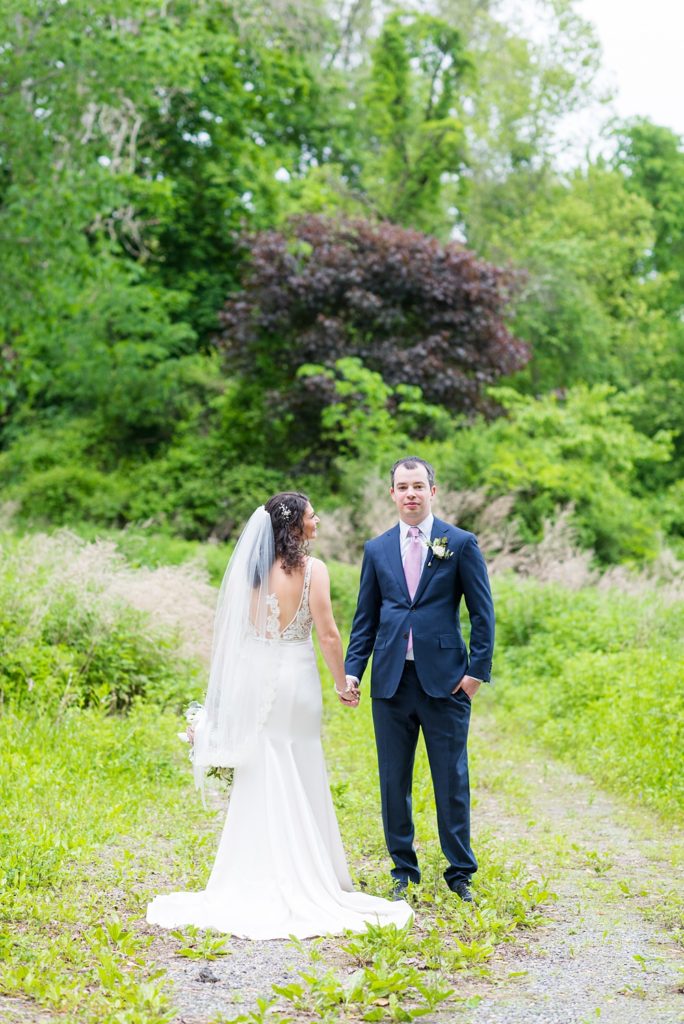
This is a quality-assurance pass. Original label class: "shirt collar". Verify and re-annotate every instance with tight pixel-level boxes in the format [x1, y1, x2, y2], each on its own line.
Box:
[399, 513, 434, 541]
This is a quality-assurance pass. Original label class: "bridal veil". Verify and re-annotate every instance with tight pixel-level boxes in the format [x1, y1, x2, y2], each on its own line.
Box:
[192, 505, 280, 788]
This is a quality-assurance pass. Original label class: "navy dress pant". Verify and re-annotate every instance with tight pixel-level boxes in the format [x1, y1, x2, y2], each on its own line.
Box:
[371, 660, 476, 889]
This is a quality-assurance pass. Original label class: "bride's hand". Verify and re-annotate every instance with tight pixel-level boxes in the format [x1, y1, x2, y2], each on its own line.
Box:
[335, 677, 360, 707]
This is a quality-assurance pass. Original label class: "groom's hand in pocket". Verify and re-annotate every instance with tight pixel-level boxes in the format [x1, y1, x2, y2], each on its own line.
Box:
[452, 675, 481, 701]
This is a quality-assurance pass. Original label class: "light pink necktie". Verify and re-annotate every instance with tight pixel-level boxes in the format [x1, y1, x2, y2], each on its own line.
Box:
[404, 526, 422, 653]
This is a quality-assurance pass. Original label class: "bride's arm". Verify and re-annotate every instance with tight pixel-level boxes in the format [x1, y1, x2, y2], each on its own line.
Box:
[309, 559, 359, 706]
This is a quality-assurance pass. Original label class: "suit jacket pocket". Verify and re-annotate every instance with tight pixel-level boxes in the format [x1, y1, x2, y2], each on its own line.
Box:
[439, 634, 466, 650]
[374, 637, 388, 650]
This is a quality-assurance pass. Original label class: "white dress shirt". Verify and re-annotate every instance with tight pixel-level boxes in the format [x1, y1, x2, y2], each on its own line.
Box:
[400, 514, 433, 660]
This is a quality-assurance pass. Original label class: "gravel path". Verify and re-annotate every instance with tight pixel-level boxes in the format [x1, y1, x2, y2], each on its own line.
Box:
[146, 714, 683, 1023]
[0, 995, 60, 1023]
[149, 935, 310, 1023]
[457, 713, 684, 1024]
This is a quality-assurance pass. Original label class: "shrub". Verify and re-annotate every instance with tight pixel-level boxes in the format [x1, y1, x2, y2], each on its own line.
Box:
[0, 531, 204, 712]
[424, 384, 673, 563]
[216, 214, 528, 468]
[13, 464, 127, 527]
[125, 436, 284, 540]
[491, 575, 684, 817]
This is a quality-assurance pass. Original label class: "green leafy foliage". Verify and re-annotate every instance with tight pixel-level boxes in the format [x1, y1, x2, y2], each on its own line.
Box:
[0, 532, 202, 711]
[614, 119, 684, 313]
[492, 575, 684, 817]
[426, 384, 672, 563]
[359, 11, 471, 232]
[0, 0, 682, 563]
[217, 214, 527, 473]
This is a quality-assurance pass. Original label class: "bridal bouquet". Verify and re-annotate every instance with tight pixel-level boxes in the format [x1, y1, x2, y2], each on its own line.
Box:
[179, 701, 234, 785]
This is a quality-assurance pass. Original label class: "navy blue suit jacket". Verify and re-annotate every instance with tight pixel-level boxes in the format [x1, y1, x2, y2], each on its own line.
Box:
[344, 518, 495, 698]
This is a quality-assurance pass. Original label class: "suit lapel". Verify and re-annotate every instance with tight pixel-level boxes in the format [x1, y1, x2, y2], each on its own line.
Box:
[383, 525, 411, 602]
[412, 517, 447, 605]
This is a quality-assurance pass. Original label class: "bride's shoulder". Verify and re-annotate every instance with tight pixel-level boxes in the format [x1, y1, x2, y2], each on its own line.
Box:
[308, 556, 330, 580]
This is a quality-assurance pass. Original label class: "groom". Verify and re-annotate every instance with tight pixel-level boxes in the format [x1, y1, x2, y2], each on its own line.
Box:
[344, 456, 495, 902]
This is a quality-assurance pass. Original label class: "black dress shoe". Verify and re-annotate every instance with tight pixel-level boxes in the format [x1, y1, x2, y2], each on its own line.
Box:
[451, 879, 474, 903]
[391, 877, 410, 900]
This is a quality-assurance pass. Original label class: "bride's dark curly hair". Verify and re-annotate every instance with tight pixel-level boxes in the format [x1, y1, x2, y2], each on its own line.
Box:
[264, 492, 310, 574]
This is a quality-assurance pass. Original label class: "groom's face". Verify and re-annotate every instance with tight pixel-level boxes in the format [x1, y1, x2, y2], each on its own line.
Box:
[390, 464, 435, 525]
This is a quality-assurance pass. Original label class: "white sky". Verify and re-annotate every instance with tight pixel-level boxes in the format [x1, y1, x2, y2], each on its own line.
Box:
[577, 0, 684, 136]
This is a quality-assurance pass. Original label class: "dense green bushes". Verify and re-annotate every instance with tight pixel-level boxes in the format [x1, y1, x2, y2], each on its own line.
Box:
[491, 576, 684, 818]
[5, 376, 675, 566]
[424, 384, 673, 563]
[1, 0, 682, 572]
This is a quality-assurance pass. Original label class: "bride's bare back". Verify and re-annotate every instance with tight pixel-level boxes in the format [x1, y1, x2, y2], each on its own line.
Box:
[248, 546, 357, 704]
[267, 560, 309, 633]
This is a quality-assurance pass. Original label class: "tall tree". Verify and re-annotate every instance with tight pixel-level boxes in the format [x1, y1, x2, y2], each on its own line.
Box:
[0, 0, 347, 441]
[358, 11, 471, 233]
[614, 119, 684, 313]
[489, 163, 660, 393]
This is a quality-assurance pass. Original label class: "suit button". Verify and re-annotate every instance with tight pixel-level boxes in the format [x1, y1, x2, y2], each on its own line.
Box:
[402, 632, 409, 639]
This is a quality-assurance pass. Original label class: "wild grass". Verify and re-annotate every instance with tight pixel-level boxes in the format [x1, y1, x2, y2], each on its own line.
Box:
[2, 523, 682, 1021]
[0, 529, 553, 1023]
[318, 477, 684, 602]
[0, 530, 209, 710]
[491, 575, 684, 819]
[0, 704, 215, 1023]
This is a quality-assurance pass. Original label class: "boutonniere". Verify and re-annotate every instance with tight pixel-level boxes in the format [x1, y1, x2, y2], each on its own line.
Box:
[426, 536, 454, 566]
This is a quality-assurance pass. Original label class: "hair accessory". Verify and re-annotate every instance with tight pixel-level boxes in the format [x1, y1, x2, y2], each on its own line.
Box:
[278, 502, 292, 520]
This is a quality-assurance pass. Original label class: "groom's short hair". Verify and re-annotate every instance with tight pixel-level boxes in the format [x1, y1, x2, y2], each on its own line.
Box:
[391, 457, 436, 488]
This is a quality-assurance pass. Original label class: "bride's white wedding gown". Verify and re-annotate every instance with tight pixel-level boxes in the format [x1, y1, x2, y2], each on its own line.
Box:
[146, 559, 413, 939]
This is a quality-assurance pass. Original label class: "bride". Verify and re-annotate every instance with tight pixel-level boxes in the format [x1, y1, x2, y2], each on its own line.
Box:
[146, 492, 413, 939]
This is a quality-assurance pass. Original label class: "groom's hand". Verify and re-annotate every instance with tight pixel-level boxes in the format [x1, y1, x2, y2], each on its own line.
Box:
[335, 675, 360, 707]
[453, 674, 482, 701]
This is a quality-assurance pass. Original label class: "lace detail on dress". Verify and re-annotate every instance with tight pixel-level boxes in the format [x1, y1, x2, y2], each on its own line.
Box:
[279, 557, 314, 642]
[265, 593, 281, 640]
[260, 558, 314, 642]
[253, 560, 314, 642]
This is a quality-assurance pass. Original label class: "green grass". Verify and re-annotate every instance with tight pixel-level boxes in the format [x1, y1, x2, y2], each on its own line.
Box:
[0, 704, 216, 1023]
[490, 576, 684, 819]
[0, 530, 553, 1022]
[2, 526, 682, 1021]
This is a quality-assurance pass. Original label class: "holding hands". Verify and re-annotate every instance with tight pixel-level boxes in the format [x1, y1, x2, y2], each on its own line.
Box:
[335, 674, 360, 707]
